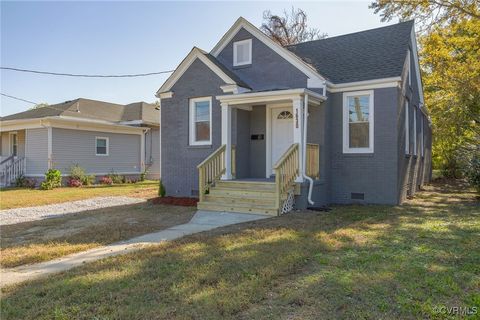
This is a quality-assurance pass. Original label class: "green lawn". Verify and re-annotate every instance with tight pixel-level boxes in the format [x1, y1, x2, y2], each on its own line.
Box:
[0, 181, 159, 209]
[1, 181, 479, 319]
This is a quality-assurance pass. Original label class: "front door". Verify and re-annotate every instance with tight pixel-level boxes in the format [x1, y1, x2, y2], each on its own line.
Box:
[271, 108, 294, 172]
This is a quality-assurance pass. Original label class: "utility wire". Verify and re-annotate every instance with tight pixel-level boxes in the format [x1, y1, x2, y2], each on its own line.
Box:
[1, 93, 38, 105]
[1, 67, 175, 78]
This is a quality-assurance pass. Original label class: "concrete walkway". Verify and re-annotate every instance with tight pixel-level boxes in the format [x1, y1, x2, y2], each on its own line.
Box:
[0, 210, 269, 288]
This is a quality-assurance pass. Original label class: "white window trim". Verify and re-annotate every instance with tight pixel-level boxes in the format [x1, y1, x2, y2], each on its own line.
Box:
[413, 107, 417, 156]
[189, 96, 212, 146]
[405, 100, 410, 155]
[233, 39, 252, 67]
[9, 132, 18, 156]
[95, 136, 109, 156]
[342, 90, 374, 154]
[407, 49, 412, 87]
[421, 116, 424, 157]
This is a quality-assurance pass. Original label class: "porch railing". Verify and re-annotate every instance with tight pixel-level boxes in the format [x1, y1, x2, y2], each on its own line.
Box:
[306, 143, 320, 179]
[197, 145, 226, 202]
[1, 157, 26, 187]
[273, 143, 299, 212]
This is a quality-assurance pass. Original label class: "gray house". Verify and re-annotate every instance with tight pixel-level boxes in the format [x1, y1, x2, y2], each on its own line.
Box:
[156, 17, 432, 215]
[0, 98, 160, 185]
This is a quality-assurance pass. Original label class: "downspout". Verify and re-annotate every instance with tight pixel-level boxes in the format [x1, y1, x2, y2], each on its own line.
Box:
[303, 94, 314, 206]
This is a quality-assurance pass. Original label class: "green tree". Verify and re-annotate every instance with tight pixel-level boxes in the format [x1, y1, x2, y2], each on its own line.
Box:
[371, 0, 479, 177]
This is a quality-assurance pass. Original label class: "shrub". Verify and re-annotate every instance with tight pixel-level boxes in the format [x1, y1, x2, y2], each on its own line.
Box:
[69, 164, 86, 181]
[14, 175, 36, 188]
[107, 171, 123, 184]
[158, 179, 166, 197]
[99, 176, 113, 185]
[81, 175, 95, 186]
[67, 178, 82, 188]
[40, 169, 62, 190]
[140, 170, 147, 182]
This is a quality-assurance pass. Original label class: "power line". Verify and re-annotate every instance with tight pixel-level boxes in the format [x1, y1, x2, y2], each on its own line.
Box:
[1, 67, 175, 78]
[1, 93, 38, 105]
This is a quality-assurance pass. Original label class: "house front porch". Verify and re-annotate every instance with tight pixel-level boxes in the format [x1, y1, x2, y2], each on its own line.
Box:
[197, 88, 326, 215]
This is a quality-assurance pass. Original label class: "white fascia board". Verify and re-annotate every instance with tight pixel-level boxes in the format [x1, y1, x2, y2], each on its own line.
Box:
[220, 84, 251, 94]
[327, 77, 401, 93]
[0, 119, 44, 132]
[210, 17, 326, 87]
[410, 26, 425, 103]
[159, 91, 173, 99]
[216, 88, 326, 105]
[156, 47, 237, 97]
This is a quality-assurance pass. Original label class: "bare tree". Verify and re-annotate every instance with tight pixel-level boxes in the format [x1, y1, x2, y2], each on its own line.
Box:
[260, 7, 327, 46]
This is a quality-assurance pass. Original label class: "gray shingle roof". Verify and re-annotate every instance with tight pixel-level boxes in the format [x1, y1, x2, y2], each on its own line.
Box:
[1, 98, 158, 124]
[286, 21, 414, 83]
[204, 53, 251, 89]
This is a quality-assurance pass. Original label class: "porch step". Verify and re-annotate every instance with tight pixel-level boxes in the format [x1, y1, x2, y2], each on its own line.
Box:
[197, 202, 278, 216]
[198, 180, 279, 216]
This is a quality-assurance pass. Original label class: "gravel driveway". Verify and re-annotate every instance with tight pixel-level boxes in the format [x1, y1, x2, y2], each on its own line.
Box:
[0, 197, 146, 226]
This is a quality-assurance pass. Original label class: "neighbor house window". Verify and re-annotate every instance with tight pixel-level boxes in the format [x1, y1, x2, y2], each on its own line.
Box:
[233, 39, 252, 66]
[95, 137, 109, 156]
[405, 100, 410, 155]
[189, 97, 212, 145]
[413, 107, 417, 156]
[10, 133, 17, 157]
[343, 90, 374, 153]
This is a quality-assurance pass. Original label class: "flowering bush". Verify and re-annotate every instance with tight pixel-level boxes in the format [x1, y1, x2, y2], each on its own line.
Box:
[99, 176, 113, 185]
[67, 178, 82, 188]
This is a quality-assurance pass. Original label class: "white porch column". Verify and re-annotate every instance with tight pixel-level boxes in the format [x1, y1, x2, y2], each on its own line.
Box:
[221, 102, 232, 180]
[292, 97, 304, 182]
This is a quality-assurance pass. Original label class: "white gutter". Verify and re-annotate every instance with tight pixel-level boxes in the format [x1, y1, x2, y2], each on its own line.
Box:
[302, 94, 314, 206]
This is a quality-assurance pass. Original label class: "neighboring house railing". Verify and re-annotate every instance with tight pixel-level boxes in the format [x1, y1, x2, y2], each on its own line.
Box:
[1, 157, 26, 187]
[273, 143, 299, 212]
[231, 144, 236, 179]
[306, 143, 320, 179]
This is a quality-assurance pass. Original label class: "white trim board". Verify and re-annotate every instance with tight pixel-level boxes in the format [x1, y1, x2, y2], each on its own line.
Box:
[327, 77, 401, 93]
[210, 17, 326, 89]
[342, 90, 374, 154]
[156, 47, 249, 96]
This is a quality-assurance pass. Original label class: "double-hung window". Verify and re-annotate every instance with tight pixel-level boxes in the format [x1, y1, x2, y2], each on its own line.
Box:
[96, 137, 109, 156]
[343, 91, 374, 153]
[189, 97, 212, 146]
[405, 100, 410, 155]
[233, 39, 252, 66]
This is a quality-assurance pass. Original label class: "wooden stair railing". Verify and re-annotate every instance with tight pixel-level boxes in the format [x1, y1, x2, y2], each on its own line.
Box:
[197, 145, 226, 202]
[306, 143, 320, 179]
[273, 143, 299, 213]
[1, 157, 26, 187]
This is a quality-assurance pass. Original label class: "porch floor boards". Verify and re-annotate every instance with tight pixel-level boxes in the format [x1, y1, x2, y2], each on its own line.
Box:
[197, 180, 278, 216]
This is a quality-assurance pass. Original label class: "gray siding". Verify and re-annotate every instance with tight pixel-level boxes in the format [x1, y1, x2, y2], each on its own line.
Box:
[25, 128, 48, 175]
[145, 127, 160, 179]
[52, 128, 141, 174]
[234, 109, 251, 179]
[161, 58, 225, 197]
[249, 106, 266, 178]
[216, 28, 308, 90]
[326, 88, 399, 204]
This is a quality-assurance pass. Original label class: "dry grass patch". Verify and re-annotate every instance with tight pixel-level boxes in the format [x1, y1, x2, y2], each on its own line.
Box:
[0, 180, 159, 209]
[1, 181, 479, 319]
[0, 202, 196, 268]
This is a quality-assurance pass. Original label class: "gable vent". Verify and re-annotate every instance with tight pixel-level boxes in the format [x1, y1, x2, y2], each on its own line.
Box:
[351, 192, 365, 200]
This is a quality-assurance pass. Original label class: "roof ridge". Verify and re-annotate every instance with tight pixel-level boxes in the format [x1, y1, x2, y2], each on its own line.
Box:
[285, 20, 414, 48]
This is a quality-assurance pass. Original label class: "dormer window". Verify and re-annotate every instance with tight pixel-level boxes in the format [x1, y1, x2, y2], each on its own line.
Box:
[233, 39, 252, 66]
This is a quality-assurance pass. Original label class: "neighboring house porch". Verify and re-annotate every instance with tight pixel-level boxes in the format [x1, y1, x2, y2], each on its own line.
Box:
[195, 88, 325, 215]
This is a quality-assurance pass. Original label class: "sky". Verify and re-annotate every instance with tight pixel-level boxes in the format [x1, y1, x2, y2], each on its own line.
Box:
[0, 1, 396, 116]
